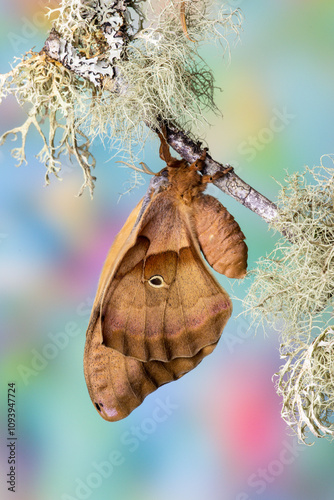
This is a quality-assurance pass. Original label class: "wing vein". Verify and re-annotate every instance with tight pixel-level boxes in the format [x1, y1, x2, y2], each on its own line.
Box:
[108, 355, 130, 415]
[141, 362, 159, 389]
[124, 360, 142, 404]
[176, 273, 193, 358]
[192, 248, 223, 332]
[161, 283, 169, 360]
[123, 274, 141, 355]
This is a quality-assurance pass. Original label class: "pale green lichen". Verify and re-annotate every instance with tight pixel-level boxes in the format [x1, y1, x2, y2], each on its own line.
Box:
[275, 328, 334, 443]
[0, 0, 242, 196]
[242, 158, 334, 442]
[47, 0, 108, 57]
[0, 50, 97, 196]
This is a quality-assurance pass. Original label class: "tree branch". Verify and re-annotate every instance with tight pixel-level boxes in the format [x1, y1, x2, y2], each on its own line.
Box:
[163, 123, 278, 222]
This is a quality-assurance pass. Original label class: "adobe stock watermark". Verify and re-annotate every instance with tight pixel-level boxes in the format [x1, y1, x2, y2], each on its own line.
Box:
[61, 397, 178, 500]
[222, 316, 254, 354]
[7, 0, 58, 53]
[238, 107, 296, 162]
[236, 437, 305, 499]
[60, 162, 78, 177]
[17, 297, 93, 385]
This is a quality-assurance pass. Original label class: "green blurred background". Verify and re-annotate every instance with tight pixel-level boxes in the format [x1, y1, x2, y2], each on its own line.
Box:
[1, 1, 334, 499]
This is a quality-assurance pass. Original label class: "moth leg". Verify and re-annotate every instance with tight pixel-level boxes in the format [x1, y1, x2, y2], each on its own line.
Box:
[201, 166, 233, 184]
[189, 148, 207, 172]
[158, 125, 177, 165]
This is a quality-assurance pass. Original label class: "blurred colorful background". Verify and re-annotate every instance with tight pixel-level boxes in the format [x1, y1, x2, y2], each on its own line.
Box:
[1, 1, 334, 499]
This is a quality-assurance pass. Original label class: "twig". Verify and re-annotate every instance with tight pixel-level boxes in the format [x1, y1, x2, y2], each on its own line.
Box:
[164, 122, 278, 222]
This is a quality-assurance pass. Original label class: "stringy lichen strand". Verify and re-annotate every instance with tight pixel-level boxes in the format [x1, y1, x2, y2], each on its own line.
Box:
[275, 327, 334, 443]
[0, 51, 97, 195]
[0, 0, 242, 196]
[242, 159, 334, 443]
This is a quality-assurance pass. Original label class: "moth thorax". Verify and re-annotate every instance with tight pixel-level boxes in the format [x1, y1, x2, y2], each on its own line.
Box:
[148, 275, 166, 288]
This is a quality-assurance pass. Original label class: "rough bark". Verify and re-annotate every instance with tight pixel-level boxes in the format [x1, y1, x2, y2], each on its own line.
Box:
[164, 123, 278, 222]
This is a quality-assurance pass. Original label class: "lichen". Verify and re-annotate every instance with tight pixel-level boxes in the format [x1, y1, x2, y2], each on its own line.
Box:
[0, 0, 242, 196]
[47, 0, 113, 58]
[275, 328, 334, 443]
[242, 158, 334, 442]
[0, 50, 97, 196]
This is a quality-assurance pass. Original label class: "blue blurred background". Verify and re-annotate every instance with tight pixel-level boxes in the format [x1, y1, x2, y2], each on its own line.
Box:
[1, 1, 334, 499]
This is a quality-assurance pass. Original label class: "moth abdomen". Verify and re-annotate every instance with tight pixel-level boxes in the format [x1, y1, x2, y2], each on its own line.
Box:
[192, 194, 248, 278]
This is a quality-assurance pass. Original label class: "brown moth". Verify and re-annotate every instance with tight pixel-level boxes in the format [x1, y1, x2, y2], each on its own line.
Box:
[84, 133, 247, 421]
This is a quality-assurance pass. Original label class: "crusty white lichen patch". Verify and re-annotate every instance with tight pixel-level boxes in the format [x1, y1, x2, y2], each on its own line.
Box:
[48, 0, 127, 61]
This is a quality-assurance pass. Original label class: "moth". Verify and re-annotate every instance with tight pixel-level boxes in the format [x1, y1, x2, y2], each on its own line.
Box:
[84, 132, 247, 421]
